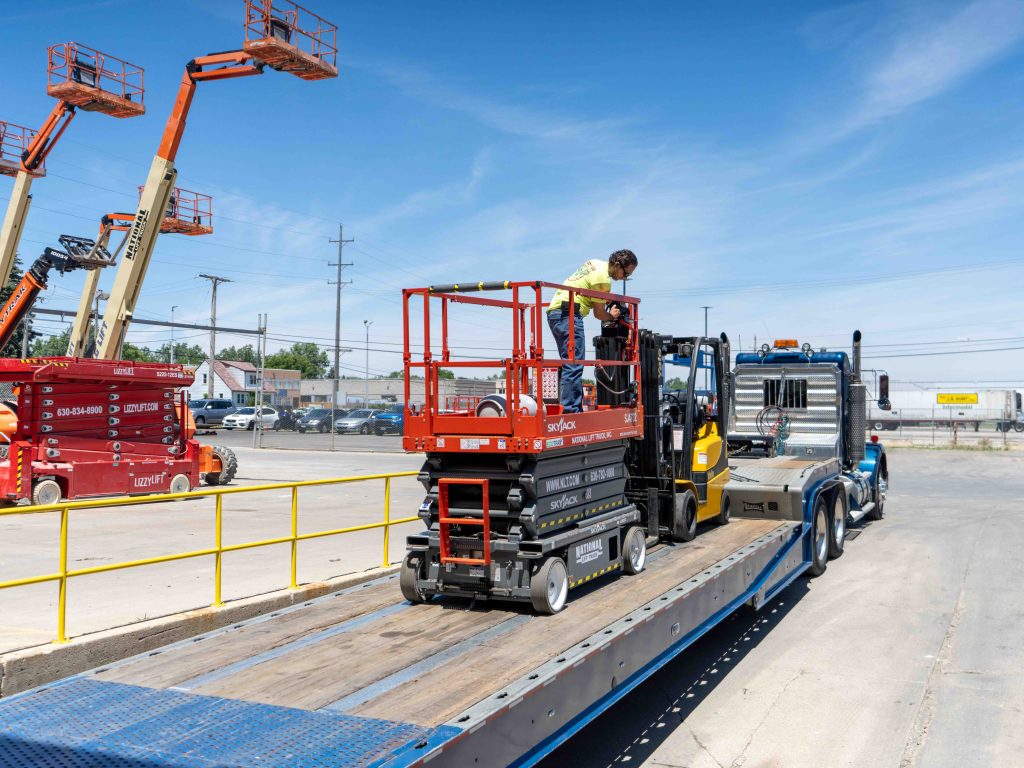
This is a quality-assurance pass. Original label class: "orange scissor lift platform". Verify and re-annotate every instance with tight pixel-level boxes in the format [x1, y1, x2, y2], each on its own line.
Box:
[400, 280, 650, 614]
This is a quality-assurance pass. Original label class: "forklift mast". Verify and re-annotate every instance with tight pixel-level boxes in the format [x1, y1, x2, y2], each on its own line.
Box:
[0, 43, 144, 290]
[93, 0, 338, 360]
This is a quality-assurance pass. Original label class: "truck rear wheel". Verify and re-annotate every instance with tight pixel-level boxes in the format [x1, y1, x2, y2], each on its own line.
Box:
[204, 446, 238, 486]
[32, 479, 62, 506]
[400, 554, 429, 604]
[807, 495, 828, 577]
[531, 557, 569, 615]
[828, 492, 846, 559]
[670, 489, 697, 542]
[622, 527, 647, 575]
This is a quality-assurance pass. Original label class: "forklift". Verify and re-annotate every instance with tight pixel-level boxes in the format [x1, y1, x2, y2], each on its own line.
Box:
[597, 329, 732, 545]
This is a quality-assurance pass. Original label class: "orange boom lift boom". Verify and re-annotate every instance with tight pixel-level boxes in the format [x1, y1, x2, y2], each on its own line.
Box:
[93, 0, 337, 359]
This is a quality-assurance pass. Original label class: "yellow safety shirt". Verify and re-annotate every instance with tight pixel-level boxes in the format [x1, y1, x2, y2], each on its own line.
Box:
[548, 259, 611, 317]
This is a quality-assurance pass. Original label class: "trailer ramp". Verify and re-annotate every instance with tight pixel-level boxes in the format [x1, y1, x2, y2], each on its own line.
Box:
[0, 519, 803, 768]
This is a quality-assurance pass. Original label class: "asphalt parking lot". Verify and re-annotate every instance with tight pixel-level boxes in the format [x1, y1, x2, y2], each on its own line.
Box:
[198, 427, 405, 454]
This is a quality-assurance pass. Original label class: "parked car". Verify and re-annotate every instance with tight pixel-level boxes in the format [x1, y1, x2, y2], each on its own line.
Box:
[222, 406, 278, 430]
[297, 408, 348, 433]
[370, 405, 404, 435]
[188, 398, 236, 427]
[334, 409, 382, 435]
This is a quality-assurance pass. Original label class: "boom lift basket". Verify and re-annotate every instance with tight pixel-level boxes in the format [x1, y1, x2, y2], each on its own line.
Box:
[244, 0, 338, 81]
[138, 186, 213, 236]
[47, 43, 145, 118]
[0, 121, 40, 177]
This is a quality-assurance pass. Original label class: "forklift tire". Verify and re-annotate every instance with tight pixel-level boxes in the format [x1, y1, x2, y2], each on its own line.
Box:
[169, 474, 192, 495]
[531, 557, 569, 615]
[713, 492, 731, 526]
[32, 479, 62, 506]
[807, 495, 829, 577]
[670, 489, 698, 542]
[400, 554, 429, 604]
[828, 492, 846, 559]
[622, 526, 647, 575]
[204, 446, 238, 486]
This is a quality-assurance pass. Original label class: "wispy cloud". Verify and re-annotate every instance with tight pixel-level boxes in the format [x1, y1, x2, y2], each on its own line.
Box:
[838, 0, 1024, 136]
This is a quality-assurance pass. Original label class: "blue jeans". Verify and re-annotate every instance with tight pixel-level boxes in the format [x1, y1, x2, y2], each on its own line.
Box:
[547, 308, 586, 413]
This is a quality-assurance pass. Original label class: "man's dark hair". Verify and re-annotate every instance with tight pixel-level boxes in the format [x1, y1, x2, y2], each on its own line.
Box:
[609, 249, 638, 271]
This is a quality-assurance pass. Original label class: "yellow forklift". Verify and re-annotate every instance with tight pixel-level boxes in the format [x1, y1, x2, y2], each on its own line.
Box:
[598, 330, 731, 542]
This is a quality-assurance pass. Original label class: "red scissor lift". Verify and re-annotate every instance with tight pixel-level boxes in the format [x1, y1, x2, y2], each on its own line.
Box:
[0, 358, 235, 506]
[400, 280, 651, 614]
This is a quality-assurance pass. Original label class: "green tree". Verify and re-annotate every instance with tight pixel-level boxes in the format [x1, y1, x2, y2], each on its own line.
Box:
[665, 377, 687, 391]
[264, 342, 330, 379]
[216, 344, 260, 365]
[437, 369, 455, 380]
[31, 328, 72, 357]
[119, 342, 158, 362]
[157, 342, 206, 366]
[0, 259, 40, 357]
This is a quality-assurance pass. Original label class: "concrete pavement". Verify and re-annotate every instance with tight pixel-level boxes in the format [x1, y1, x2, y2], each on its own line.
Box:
[539, 448, 1024, 768]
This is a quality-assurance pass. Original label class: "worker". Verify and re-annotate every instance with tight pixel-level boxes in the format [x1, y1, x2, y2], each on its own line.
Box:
[547, 249, 638, 413]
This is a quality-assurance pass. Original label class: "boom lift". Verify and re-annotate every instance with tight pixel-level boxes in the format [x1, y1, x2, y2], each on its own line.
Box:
[0, 43, 144, 288]
[93, 0, 337, 359]
[66, 186, 213, 357]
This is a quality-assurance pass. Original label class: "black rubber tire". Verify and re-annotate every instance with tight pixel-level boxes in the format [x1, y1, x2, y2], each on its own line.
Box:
[194, 416, 205, 426]
[828, 491, 846, 559]
[318, 423, 328, 434]
[622, 526, 647, 575]
[1015, 423, 1024, 433]
[204, 445, 238, 486]
[360, 424, 370, 435]
[531, 557, 569, 614]
[32, 479, 62, 506]
[868, 466, 886, 521]
[807, 494, 829, 577]
[298, 427, 305, 433]
[713, 492, 731, 526]
[399, 554, 429, 604]
[670, 489, 698, 542]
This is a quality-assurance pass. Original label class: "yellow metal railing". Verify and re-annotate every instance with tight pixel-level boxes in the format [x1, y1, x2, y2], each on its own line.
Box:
[0, 471, 419, 644]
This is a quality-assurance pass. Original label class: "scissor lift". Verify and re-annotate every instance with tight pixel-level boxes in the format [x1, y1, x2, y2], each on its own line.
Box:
[0, 43, 144, 290]
[400, 280, 650, 613]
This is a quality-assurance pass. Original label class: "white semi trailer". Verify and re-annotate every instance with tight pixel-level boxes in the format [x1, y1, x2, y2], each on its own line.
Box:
[867, 387, 1023, 432]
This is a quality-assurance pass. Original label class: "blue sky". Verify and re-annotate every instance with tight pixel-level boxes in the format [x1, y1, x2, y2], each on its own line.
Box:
[2, 0, 1024, 384]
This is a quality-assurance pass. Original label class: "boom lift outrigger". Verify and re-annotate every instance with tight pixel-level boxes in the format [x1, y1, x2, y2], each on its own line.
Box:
[0, 43, 144, 289]
[92, 0, 337, 359]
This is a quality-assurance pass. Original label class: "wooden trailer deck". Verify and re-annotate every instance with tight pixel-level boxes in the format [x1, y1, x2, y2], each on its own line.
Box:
[0, 518, 805, 768]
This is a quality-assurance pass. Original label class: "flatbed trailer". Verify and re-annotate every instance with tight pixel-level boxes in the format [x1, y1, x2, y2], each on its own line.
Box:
[0, 517, 812, 768]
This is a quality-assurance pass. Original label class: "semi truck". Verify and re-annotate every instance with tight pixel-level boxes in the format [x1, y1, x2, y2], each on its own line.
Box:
[866, 386, 1023, 432]
[0, 285, 888, 767]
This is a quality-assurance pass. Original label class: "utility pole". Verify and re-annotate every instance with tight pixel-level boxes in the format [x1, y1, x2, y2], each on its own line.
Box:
[328, 224, 353, 451]
[198, 274, 232, 397]
[20, 314, 31, 357]
[170, 305, 178, 363]
[363, 320, 373, 404]
[700, 306, 711, 338]
[253, 313, 267, 449]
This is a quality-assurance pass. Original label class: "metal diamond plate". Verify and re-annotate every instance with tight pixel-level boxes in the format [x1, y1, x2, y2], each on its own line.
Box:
[0, 678, 460, 768]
